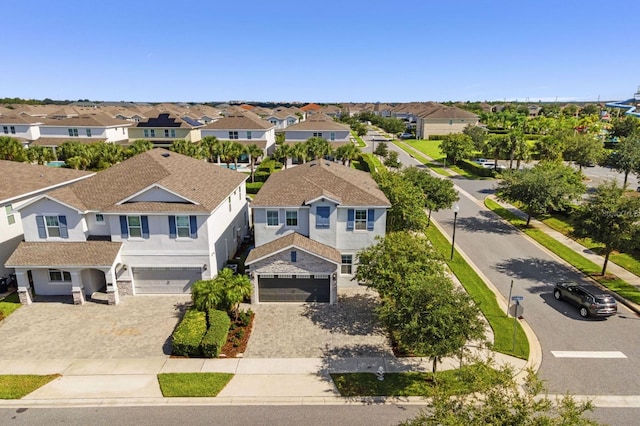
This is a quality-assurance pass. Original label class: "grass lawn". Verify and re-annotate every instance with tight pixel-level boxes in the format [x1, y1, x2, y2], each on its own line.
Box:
[0, 374, 60, 399]
[360, 152, 384, 173]
[485, 198, 640, 305]
[0, 292, 21, 320]
[351, 131, 366, 147]
[393, 141, 451, 177]
[157, 373, 233, 397]
[406, 139, 444, 161]
[424, 225, 529, 360]
[331, 363, 509, 397]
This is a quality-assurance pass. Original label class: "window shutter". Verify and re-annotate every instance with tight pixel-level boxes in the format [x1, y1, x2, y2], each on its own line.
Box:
[367, 209, 375, 231]
[36, 215, 47, 238]
[58, 215, 69, 238]
[168, 216, 177, 239]
[119, 216, 128, 238]
[189, 216, 198, 239]
[347, 209, 354, 230]
[141, 216, 149, 239]
[291, 251, 297, 262]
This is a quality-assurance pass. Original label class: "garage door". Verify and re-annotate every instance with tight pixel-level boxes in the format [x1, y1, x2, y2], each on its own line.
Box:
[258, 274, 330, 302]
[132, 267, 202, 294]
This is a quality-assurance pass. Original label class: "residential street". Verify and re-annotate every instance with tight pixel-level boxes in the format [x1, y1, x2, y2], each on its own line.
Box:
[376, 131, 640, 400]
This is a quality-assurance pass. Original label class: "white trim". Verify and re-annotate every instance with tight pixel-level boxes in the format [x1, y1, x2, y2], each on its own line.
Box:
[245, 243, 340, 266]
[304, 195, 341, 205]
[15, 194, 85, 213]
[116, 183, 201, 206]
[1, 174, 95, 206]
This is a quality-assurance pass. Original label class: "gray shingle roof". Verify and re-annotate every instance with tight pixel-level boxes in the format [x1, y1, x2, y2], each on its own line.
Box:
[6, 241, 122, 267]
[251, 160, 390, 207]
[45, 148, 247, 213]
[201, 113, 273, 130]
[245, 232, 341, 265]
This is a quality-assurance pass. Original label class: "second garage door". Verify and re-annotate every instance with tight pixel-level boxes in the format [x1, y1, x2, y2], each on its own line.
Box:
[132, 267, 202, 294]
[258, 275, 330, 302]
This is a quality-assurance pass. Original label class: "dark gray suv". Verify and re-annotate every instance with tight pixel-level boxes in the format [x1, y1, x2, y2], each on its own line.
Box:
[553, 282, 617, 318]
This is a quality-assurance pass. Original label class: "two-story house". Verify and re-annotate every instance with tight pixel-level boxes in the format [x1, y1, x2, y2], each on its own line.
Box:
[33, 113, 132, 148]
[200, 112, 276, 157]
[245, 160, 390, 304]
[0, 161, 93, 279]
[128, 112, 203, 146]
[415, 105, 479, 139]
[280, 114, 351, 145]
[0, 115, 43, 144]
[6, 148, 249, 306]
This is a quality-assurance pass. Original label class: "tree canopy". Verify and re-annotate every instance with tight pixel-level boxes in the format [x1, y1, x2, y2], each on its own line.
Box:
[402, 167, 458, 225]
[439, 133, 474, 165]
[374, 170, 428, 232]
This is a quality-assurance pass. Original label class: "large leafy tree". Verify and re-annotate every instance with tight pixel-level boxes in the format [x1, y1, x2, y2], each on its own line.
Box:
[564, 133, 603, 170]
[483, 134, 509, 168]
[462, 124, 487, 151]
[374, 171, 428, 232]
[439, 133, 474, 165]
[495, 162, 585, 225]
[604, 133, 640, 187]
[610, 115, 640, 139]
[0, 136, 27, 162]
[383, 150, 401, 169]
[401, 366, 600, 426]
[402, 167, 458, 225]
[572, 181, 640, 275]
[534, 134, 565, 162]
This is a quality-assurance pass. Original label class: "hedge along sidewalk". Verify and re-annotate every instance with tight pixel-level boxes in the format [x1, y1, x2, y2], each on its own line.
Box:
[426, 218, 534, 363]
[485, 196, 640, 312]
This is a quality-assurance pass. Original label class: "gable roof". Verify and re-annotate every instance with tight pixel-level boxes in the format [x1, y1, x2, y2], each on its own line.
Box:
[41, 113, 131, 127]
[6, 241, 122, 267]
[251, 160, 390, 207]
[245, 232, 341, 265]
[282, 115, 350, 132]
[201, 112, 273, 130]
[418, 105, 479, 120]
[0, 160, 93, 204]
[135, 112, 202, 128]
[301, 103, 322, 111]
[43, 148, 247, 213]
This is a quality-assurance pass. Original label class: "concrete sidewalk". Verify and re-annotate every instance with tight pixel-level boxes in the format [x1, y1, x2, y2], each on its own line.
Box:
[0, 352, 527, 407]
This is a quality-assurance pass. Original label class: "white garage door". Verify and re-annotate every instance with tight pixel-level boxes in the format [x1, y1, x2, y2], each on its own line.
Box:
[132, 267, 202, 294]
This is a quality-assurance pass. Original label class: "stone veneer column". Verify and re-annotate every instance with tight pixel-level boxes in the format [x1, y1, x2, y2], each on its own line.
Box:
[105, 268, 120, 305]
[70, 271, 85, 305]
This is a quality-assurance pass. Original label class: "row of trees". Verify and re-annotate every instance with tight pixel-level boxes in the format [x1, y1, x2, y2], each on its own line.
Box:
[271, 136, 361, 168]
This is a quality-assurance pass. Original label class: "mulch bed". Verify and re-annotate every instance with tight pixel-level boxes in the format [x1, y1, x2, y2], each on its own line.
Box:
[220, 312, 254, 358]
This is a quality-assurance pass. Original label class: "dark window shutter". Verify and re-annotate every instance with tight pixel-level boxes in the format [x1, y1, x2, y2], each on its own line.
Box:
[291, 251, 297, 262]
[347, 209, 354, 230]
[119, 216, 128, 238]
[36, 215, 47, 238]
[189, 216, 198, 239]
[168, 216, 177, 239]
[58, 215, 69, 238]
[141, 216, 149, 239]
[367, 209, 375, 231]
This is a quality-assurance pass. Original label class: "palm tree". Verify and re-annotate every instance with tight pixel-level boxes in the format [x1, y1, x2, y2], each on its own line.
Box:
[0, 136, 27, 162]
[273, 143, 291, 168]
[200, 136, 220, 163]
[305, 136, 332, 160]
[217, 268, 252, 321]
[170, 139, 200, 158]
[217, 140, 236, 169]
[230, 142, 244, 170]
[290, 142, 309, 164]
[26, 146, 55, 165]
[127, 139, 153, 158]
[335, 143, 361, 166]
[191, 279, 224, 312]
[245, 143, 264, 182]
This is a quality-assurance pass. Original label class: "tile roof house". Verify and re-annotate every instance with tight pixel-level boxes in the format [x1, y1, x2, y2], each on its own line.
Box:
[0, 161, 93, 280]
[200, 111, 276, 156]
[5, 148, 249, 306]
[245, 160, 390, 304]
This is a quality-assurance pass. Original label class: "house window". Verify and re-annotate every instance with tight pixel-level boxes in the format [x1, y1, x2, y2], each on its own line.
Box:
[330, 132, 335, 141]
[95, 213, 104, 223]
[5, 205, 15, 225]
[150, 129, 155, 137]
[86, 128, 92, 137]
[316, 206, 330, 229]
[285, 210, 298, 227]
[46, 215, 61, 237]
[127, 216, 142, 238]
[266, 210, 279, 227]
[2, 126, 7, 134]
[10, 126, 15, 134]
[164, 129, 170, 137]
[341, 255, 353, 275]
[228, 196, 232, 211]
[48, 269, 71, 282]
[170, 129, 176, 138]
[355, 209, 367, 230]
[313, 132, 323, 137]
[270, 120, 277, 126]
[246, 131, 252, 140]
[229, 131, 238, 139]
[68, 128, 78, 137]
[176, 215, 190, 238]
[291, 251, 297, 262]
[144, 129, 149, 138]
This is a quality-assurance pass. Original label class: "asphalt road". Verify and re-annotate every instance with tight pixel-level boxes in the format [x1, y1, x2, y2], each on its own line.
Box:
[373, 132, 640, 399]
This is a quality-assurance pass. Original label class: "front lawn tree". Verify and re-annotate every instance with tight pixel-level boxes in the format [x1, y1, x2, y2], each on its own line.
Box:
[565, 133, 604, 170]
[373, 141, 388, 158]
[439, 133, 474, 165]
[191, 268, 252, 320]
[402, 167, 458, 225]
[245, 143, 264, 182]
[383, 150, 401, 169]
[572, 181, 640, 275]
[374, 171, 428, 232]
[495, 162, 585, 225]
[605, 133, 640, 187]
[462, 124, 488, 151]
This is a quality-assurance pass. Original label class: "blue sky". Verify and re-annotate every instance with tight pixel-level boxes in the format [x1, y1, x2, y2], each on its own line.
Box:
[2, 0, 639, 103]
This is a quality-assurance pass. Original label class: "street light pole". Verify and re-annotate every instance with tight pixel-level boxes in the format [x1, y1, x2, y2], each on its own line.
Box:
[450, 203, 460, 260]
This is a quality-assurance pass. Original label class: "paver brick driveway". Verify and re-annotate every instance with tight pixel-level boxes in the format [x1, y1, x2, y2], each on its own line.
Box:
[0, 295, 191, 359]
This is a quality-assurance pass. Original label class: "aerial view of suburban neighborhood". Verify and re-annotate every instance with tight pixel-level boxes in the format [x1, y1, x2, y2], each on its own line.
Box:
[1, 1, 640, 425]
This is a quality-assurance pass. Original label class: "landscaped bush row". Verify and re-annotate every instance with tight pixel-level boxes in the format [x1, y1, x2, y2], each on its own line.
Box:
[172, 308, 232, 357]
[458, 159, 495, 177]
[257, 158, 275, 172]
[357, 153, 378, 173]
[428, 135, 448, 140]
[201, 309, 231, 357]
[246, 182, 264, 194]
[171, 309, 207, 357]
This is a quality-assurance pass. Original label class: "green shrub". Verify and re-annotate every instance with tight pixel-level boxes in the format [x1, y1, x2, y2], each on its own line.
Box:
[273, 161, 283, 169]
[201, 309, 231, 358]
[253, 171, 271, 182]
[171, 309, 207, 357]
[458, 159, 495, 177]
[238, 309, 253, 326]
[257, 158, 275, 172]
[428, 135, 448, 140]
[246, 182, 264, 194]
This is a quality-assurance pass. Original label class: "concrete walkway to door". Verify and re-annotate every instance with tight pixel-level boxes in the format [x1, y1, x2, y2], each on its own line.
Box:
[244, 287, 393, 358]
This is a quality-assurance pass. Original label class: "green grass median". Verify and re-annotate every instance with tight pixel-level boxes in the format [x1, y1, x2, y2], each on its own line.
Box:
[157, 373, 233, 397]
[0, 375, 60, 399]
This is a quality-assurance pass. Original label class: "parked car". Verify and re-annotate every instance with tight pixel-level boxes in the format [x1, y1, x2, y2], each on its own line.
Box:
[480, 162, 507, 171]
[553, 282, 617, 318]
[474, 158, 490, 165]
[399, 133, 414, 139]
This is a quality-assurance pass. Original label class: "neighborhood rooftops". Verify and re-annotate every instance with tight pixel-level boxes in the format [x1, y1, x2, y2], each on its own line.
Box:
[251, 160, 390, 208]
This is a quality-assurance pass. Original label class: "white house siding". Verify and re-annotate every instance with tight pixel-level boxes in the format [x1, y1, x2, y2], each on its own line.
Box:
[31, 269, 72, 296]
[39, 126, 107, 140]
[20, 199, 85, 242]
[0, 123, 40, 141]
[0, 200, 24, 277]
[283, 130, 350, 142]
[104, 127, 129, 142]
[85, 212, 111, 236]
[307, 201, 338, 248]
[253, 207, 310, 247]
[128, 187, 188, 203]
[335, 207, 386, 251]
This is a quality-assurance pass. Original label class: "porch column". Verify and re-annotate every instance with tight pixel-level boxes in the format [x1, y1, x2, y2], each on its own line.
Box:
[105, 268, 119, 305]
[330, 271, 337, 305]
[15, 270, 32, 305]
[70, 271, 85, 305]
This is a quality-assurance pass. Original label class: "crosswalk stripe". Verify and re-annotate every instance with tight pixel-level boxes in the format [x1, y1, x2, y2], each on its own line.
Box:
[551, 351, 627, 358]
